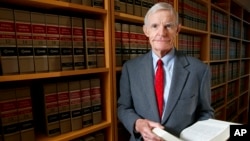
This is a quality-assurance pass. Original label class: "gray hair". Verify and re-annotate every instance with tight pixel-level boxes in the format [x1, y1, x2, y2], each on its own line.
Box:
[144, 2, 179, 25]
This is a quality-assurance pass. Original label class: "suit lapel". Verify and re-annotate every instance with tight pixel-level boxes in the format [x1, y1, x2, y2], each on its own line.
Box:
[162, 52, 190, 123]
[139, 51, 161, 121]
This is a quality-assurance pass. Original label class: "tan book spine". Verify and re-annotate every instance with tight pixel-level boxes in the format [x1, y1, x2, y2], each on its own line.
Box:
[46, 14, 61, 72]
[16, 87, 35, 141]
[59, 15, 73, 71]
[31, 12, 48, 73]
[126, 0, 134, 15]
[84, 18, 97, 68]
[90, 78, 102, 125]
[43, 83, 60, 136]
[69, 80, 82, 131]
[119, 0, 127, 13]
[115, 22, 122, 67]
[121, 23, 130, 64]
[114, 0, 121, 11]
[14, 10, 34, 74]
[129, 24, 137, 60]
[82, 0, 92, 6]
[57, 82, 71, 133]
[95, 19, 105, 68]
[72, 17, 85, 70]
[0, 88, 20, 141]
[134, 0, 142, 16]
[136, 25, 143, 56]
[0, 7, 19, 75]
[80, 79, 92, 127]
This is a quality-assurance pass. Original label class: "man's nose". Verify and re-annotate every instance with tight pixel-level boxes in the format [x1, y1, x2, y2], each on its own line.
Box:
[158, 26, 168, 36]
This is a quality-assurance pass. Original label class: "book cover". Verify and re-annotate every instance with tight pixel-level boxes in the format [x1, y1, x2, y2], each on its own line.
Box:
[95, 19, 105, 68]
[57, 82, 71, 134]
[80, 79, 92, 127]
[14, 9, 34, 74]
[46, 14, 61, 72]
[84, 18, 97, 68]
[90, 78, 102, 125]
[72, 17, 85, 70]
[152, 119, 240, 141]
[0, 7, 19, 75]
[16, 87, 35, 141]
[0, 88, 20, 141]
[43, 83, 60, 136]
[69, 80, 82, 131]
[59, 15, 73, 71]
[31, 12, 48, 73]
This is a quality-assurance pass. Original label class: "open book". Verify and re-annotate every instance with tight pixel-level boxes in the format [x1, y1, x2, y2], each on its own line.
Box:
[152, 119, 240, 141]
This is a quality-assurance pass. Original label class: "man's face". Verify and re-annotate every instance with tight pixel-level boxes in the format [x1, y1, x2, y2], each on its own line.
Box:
[143, 10, 180, 56]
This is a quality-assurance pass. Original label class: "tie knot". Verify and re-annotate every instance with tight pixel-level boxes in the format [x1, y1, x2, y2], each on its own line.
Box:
[157, 59, 163, 66]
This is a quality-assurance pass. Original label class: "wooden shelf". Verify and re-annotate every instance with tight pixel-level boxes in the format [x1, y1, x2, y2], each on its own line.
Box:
[0, 68, 109, 82]
[36, 121, 111, 141]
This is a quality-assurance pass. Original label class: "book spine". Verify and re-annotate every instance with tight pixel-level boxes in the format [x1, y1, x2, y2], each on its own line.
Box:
[84, 18, 97, 68]
[115, 22, 122, 67]
[119, 0, 127, 13]
[90, 78, 102, 125]
[46, 14, 61, 72]
[92, 0, 104, 8]
[57, 82, 71, 134]
[126, 0, 134, 15]
[0, 88, 20, 141]
[82, 0, 92, 6]
[121, 23, 130, 64]
[43, 83, 60, 136]
[14, 10, 34, 74]
[72, 17, 86, 70]
[129, 24, 137, 60]
[95, 19, 105, 68]
[0, 7, 19, 75]
[69, 81, 82, 131]
[134, 0, 142, 17]
[31, 12, 48, 73]
[80, 79, 93, 127]
[16, 87, 35, 141]
[59, 15, 73, 71]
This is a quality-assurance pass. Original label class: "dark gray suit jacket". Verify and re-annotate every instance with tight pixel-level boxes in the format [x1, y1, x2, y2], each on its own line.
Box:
[117, 49, 214, 141]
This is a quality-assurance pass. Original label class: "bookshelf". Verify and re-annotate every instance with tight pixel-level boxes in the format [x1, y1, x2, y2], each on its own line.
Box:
[0, 0, 249, 141]
[111, 0, 250, 140]
[0, 0, 113, 141]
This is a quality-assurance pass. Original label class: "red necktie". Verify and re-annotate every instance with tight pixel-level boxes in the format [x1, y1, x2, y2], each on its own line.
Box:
[155, 59, 164, 118]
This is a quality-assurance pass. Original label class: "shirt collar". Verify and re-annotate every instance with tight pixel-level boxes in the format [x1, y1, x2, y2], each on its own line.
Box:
[152, 48, 175, 69]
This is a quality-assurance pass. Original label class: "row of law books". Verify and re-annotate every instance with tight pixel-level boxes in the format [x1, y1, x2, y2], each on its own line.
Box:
[115, 22, 150, 66]
[229, 40, 241, 59]
[211, 85, 225, 110]
[32, 78, 103, 137]
[115, 0, 174, 17]
[211, 9, 228, 35]
[0, 87, 35, 141]
[0, 7, 105, 75]
[210, 37, 227, 60]
[211, 62, 226, 86]
[178, 33, 201, 59]
[58, 0, 104, 8]
[178, 0, 208, 31]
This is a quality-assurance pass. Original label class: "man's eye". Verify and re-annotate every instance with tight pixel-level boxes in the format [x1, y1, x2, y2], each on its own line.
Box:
[165, 24, 173, 29]
[151, 24, 158, 28]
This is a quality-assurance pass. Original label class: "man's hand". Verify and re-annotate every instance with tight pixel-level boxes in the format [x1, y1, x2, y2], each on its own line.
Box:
[135, 119, 165, 141]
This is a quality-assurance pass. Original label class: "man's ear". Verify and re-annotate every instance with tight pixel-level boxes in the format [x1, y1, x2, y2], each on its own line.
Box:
[176, 24, 181, 33]
[143, 25, 149, 37]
